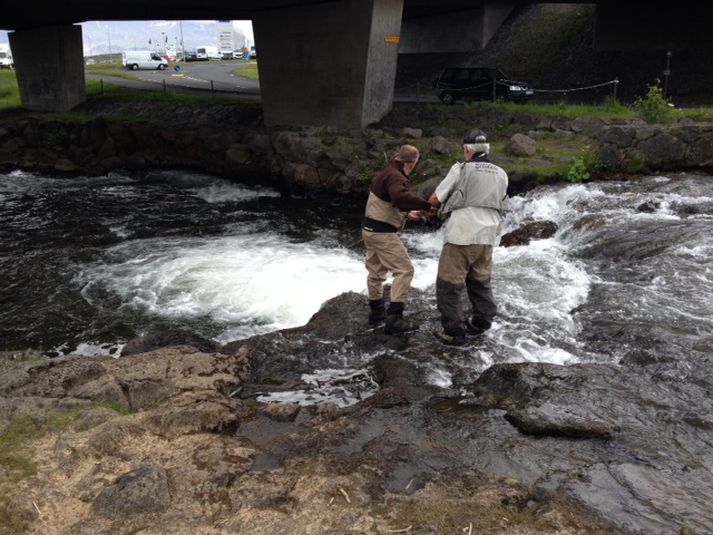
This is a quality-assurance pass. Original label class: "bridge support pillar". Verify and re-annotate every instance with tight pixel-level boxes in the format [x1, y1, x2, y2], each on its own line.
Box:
[399, 2, 516, 53]
[9, 24, 86, 112]
[253, 0, 403, 128]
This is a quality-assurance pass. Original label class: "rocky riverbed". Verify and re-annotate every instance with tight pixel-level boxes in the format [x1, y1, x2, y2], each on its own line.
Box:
[2, 284, 712, 534]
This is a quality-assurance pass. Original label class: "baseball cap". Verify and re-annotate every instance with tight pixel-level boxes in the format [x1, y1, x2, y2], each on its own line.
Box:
[464, 129, 487, 143]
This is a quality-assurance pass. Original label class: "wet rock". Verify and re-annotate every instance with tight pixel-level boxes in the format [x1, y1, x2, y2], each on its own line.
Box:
[507, 133, 537, 157]
[91, 465, 171, 517]
[261, 402, 301, 422]
[636, 200, 660, 213]
[505, 402, 614, 439]
[500, 220, 558, 247]
[122, 330, 221, 356]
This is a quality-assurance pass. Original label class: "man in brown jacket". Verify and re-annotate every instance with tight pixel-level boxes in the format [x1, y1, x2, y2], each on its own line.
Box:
[362, 145, 433, 334]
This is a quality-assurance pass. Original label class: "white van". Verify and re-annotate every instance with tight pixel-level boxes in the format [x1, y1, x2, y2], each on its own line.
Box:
[196, 46, 220, 61]
[0, 44, 13, 69]
[122, 50, 168, 70]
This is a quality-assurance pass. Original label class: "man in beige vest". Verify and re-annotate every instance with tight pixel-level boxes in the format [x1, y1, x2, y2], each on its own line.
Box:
[362, 145, 433, 334]
[428, 129, 509, 346]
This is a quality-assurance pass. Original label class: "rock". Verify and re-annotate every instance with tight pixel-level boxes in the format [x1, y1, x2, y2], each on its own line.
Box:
[73, 408, 122, 432]
[500, 220, 558, 247]
[225, 143, 251, 164]
[400, 127, 423, 139]
[570, 117, 587, 133]
[126, 152, 146, 170]
[635, 126, 657, 141]
[91, 465, 171, 517]
[261, 402, 301, 422]
[290, 163, 321, 188]
[686, 132, 713, 167]
[636, 200, 660, 213]
[598, 144, 624, 169]
[506, 133, 537, 157]
[100, 156, 124, 171]
[429, 136, 455, 155]
[0, 137, 23, 154]
[579, 118, 606, 139]
[602, 126, 633, 148]
[506, 402, 614, 439]
[637, 133, 685, 168]
[97, 138, 118, 161]
[122, 330, 221, 356]
[535, 119, 552, 131]
[54, 158, 79, 172]
[554, 129, 574, 137]
[551, 118, 571, 132]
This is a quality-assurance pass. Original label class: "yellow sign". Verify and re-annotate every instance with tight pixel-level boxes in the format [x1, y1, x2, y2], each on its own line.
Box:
[384, 36, 400, 44]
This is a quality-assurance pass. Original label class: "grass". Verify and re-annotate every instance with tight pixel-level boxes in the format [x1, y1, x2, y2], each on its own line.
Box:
[88, 70, 137, 80]
[84, 58, 123, 70]
[93, 399, 131, 415]
[0, 411, 81, 482]
[232, 63, 259, 81]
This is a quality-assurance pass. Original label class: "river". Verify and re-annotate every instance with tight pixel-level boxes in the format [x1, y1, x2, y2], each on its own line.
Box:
[1, 169, 712, 403]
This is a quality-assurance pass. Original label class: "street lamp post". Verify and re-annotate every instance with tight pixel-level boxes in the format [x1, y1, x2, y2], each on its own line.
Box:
[663, 50, 672, 98]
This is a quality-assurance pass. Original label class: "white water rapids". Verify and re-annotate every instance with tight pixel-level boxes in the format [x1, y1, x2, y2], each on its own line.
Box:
[3, 170, 712, 406]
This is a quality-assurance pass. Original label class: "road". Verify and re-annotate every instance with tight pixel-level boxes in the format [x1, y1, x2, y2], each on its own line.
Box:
[86, 60, 440, 104]
[87, 60, 261, 100]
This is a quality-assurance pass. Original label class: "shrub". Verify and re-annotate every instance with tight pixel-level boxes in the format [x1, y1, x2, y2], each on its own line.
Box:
[566, 156, 591, 182]
[633, 82, 673, 123]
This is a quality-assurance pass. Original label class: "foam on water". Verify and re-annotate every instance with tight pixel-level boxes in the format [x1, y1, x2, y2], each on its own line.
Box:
[189, 181, 281, 203]
[80, 233, 370, 340]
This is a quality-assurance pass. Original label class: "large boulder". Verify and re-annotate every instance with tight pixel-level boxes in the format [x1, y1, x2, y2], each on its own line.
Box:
[506, 133, 537, 157]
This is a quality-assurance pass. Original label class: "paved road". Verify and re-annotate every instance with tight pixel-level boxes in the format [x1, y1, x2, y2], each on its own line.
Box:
[87, 60, 440, 104]
[87, 60, 261, 100]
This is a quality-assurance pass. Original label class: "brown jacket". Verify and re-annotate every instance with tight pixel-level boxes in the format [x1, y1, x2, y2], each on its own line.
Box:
[363, 160, 431, 231]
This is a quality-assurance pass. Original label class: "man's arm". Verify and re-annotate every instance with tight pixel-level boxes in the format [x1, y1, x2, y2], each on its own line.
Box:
[430, 164, 460, 208]
[386, 175, 431, 211]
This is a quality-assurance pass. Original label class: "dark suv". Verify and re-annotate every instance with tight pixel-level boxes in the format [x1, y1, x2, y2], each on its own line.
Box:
[434, 67, 534, 104]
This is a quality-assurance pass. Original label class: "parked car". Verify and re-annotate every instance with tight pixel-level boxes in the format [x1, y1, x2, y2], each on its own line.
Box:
[434, 67, 533, 104]
[221, 50, 235, 60]
[249, 46, 257, 59]
[122, 50, 168, 70]
[183, 49, 199, 62]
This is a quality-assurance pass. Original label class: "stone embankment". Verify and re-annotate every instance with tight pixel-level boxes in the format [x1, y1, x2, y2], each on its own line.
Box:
[2, 104, 713, 196]
[3, 280, 713, 533]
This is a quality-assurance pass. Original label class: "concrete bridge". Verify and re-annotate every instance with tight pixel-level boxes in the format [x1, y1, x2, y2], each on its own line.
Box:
[2, 1, 711, 128]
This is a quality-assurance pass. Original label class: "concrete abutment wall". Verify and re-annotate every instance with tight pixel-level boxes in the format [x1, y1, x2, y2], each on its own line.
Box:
[9, 24, 86, 112]
[253, 0, 403, 129]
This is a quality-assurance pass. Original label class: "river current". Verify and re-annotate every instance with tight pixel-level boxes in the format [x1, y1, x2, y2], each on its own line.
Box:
[2, 170, 712, 404]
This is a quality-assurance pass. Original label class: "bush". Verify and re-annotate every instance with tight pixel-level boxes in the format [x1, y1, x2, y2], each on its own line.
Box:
[633, 82, 673, 123]
[566, 156, 591, 182]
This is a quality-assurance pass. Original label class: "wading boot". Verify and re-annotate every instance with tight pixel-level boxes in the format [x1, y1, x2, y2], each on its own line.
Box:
[433, 329, 467, 346]
[466, 317, 491, 336]
[368, 299, 386, 326]
[384, 302, 418, 335]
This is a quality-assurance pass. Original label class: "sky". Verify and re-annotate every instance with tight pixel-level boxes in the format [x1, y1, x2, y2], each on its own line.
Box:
[0, 20, 255, 55]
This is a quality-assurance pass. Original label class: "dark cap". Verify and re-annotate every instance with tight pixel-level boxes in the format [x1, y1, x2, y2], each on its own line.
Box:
[464, 129, 487, 144]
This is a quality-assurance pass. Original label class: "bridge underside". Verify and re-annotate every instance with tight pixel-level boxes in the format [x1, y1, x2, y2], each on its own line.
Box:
[3, 1, 713, 126]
